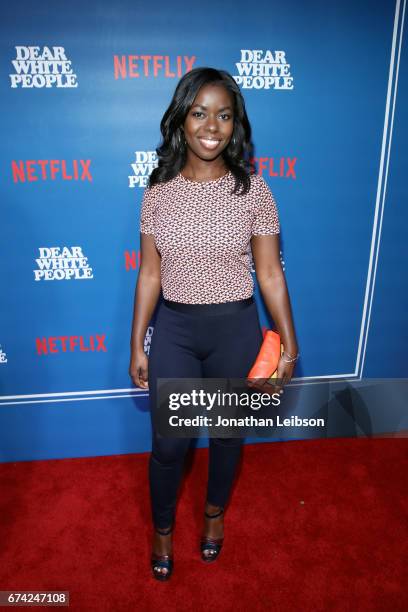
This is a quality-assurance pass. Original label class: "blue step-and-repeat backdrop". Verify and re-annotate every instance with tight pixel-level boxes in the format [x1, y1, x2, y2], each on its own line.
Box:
[0, 0, 407, 461]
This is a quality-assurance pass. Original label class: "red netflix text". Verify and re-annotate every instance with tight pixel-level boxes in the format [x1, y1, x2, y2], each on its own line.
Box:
[125, 250, 141, 271]
[250, 157, 297, 179]
[36, 335, 107, 355]
[12, 160, 92, 182]
[113, 55, 195, 79]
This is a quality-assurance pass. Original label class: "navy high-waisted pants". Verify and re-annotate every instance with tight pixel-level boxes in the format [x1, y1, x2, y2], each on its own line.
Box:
[147, 296, 263, 529]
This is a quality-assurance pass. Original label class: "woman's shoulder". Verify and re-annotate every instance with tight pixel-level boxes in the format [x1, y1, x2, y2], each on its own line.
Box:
[246, 172, 275, 199]
[248, 172, 270, 188]
[142, 177, 173, 206]
[144, 173, 179, 196]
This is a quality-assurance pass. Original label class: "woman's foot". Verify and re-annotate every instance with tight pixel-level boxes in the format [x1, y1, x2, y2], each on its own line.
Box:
[200, 502, 224, 562]
[151, 525, 174, 580]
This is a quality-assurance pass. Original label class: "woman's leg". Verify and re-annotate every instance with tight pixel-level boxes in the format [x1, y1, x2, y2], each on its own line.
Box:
[148, 303, 203, 530]
[200, 302, 263, 542]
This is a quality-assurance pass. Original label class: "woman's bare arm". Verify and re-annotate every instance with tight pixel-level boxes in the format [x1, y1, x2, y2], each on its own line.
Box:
[251, 233, 299, 387]
[129, 233, 161, 388]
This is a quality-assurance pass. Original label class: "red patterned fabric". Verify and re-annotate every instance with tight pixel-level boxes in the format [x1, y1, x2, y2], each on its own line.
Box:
[140, 170, 280, 304]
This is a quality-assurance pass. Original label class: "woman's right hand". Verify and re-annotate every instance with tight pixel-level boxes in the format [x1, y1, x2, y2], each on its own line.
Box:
[129, 349, 149, 389]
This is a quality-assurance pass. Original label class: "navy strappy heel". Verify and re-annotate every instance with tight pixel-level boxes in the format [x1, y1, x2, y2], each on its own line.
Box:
[151, 525, 174, 581]
[200, 507, 224, 562]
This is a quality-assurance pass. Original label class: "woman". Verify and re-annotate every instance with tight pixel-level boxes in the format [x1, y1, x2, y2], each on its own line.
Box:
[129, 67, 299, 581]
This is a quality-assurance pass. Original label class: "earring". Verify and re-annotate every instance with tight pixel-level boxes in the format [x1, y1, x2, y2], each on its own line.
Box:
[177, 131, 185, 146]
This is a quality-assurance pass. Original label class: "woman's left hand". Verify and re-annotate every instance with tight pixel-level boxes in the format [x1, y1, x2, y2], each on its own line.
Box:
[246, 353, 297, 396]
[272, 354, 297, 395]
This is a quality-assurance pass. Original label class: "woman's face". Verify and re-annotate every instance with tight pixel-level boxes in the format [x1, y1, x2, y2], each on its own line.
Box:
[182, 83, 235, 162]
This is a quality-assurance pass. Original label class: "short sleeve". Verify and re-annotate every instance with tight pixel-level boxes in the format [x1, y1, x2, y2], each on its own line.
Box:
[251, 176, 280, 235]
[139, 186, 156, 235]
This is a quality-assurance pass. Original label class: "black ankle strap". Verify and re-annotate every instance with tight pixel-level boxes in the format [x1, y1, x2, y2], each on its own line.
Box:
[155, 525, 173, 535]
[205, 508, 224, 519]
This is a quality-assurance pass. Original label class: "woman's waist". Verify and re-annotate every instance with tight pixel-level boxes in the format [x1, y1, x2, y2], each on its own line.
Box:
[162, 296, 254, 316]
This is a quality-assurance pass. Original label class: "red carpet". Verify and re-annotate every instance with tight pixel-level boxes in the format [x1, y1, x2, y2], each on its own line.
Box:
[0, 438, 406, 611]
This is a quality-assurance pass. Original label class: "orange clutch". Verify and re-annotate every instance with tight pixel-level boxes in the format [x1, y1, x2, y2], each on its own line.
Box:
[247, 330, 284, 381]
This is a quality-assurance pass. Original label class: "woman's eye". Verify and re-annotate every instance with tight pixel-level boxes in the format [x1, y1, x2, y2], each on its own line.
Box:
[191, 111, 231, 120]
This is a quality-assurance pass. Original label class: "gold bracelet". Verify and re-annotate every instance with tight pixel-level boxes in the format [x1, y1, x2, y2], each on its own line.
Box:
[282, 351, 300, 363]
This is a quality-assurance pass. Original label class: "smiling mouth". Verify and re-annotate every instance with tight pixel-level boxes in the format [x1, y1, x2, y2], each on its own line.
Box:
[198, 138, 221, 150]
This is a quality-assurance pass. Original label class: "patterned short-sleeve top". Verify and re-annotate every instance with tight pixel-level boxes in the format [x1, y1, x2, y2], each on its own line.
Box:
[139, 170, 280, 304]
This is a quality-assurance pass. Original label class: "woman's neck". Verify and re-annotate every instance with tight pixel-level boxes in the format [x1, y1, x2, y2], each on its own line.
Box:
[180, 160, 228, 182]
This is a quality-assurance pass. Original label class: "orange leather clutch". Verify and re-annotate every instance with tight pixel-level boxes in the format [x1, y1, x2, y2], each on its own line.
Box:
[247, 330, 284, 381]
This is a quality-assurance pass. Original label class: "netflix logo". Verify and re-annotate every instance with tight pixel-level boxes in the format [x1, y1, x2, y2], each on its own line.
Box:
[250, 157, 297, 179]
[12, 160, 92, 183]
[36, 334, 107, 355]
[114, 54, 195, 79]
[124, 250, 141, 271]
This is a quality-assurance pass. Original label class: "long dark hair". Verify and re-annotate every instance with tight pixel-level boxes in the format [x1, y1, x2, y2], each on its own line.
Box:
[148, 67, 254, 195]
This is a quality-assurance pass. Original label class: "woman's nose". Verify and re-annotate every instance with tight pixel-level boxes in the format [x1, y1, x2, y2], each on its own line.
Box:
[205, 115, 218, 131]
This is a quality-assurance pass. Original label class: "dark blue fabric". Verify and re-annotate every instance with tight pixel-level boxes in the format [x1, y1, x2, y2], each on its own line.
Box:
[147, 298, 263, 528]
